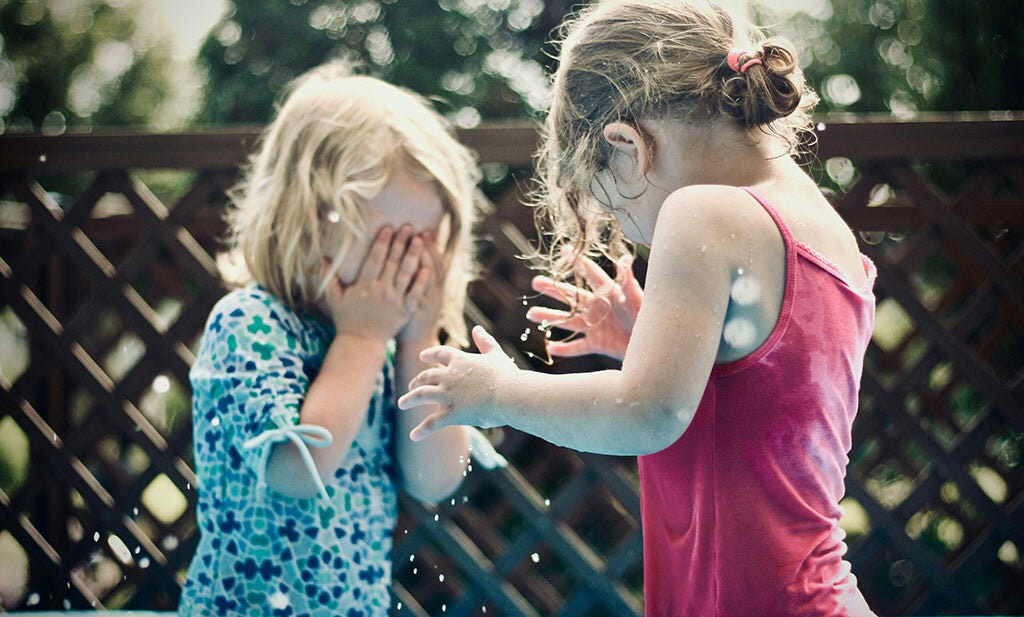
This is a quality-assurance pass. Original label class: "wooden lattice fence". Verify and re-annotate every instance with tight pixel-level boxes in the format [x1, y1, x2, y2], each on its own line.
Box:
[0, 116, 1021, 615]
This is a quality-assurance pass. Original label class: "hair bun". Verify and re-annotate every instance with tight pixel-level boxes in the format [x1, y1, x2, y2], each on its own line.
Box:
[720, 37, 805, 127]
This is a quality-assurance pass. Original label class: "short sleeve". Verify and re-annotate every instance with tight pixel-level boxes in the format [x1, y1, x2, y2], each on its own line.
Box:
[190, 289, 331, 499]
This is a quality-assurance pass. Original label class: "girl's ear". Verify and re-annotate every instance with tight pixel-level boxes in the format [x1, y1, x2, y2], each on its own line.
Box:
[602, 122, 651, 179]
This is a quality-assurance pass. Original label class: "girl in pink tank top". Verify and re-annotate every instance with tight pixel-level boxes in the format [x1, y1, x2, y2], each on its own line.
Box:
[400, 1, 878, 615]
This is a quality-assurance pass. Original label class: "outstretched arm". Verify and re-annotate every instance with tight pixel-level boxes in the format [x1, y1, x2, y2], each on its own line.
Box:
[400, 188, 746, 455]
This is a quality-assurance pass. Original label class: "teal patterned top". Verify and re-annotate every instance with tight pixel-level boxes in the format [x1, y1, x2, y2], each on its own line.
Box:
[180, 285, 397, 616]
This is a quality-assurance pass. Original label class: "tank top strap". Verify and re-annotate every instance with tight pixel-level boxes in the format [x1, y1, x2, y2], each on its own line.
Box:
[740, 186, 796, 246]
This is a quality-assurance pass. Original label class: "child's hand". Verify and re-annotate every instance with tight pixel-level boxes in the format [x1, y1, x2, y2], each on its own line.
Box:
[324, 225, 431, 341]
[397, 326, 516, 441]
[526, 254, 643, 361]
[397, 233, 445, 346]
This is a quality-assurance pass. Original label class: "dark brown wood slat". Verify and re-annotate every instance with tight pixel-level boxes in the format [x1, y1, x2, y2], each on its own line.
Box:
[1, 120, 1022, 613]
[402, 497, 541, 617]
[861, 372, 1024, 553]
[865, 243, 1024, 431]
[888, 163, 1024, 310]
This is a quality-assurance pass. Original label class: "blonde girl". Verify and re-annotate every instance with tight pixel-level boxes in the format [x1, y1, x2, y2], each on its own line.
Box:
[181, 61, 488, 615]
[399, 1, 878, 615]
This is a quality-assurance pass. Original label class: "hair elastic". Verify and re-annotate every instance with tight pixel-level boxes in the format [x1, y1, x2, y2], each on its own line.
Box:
[726, 50, 762, 73]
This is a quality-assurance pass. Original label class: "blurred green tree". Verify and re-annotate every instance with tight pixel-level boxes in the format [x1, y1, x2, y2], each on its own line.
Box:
[0, 0, 176, 132]
[757, 0, 1024, 115]
[198, 0, 1022, 127]
[196, 0, 571, 125]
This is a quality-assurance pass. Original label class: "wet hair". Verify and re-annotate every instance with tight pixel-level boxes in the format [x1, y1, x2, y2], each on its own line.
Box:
[227, 60, 487, 346]
[531, 0, 818, 282]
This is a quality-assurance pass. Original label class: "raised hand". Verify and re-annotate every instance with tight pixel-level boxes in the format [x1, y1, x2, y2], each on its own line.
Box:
[397, 232, 445, 345]
[397, 326, 518, 441]
[323, 225, 431, 341]
[526, 254, 643, 361]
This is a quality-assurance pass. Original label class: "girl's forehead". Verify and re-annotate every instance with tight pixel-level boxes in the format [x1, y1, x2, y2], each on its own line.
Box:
[365, 169, 446, 228]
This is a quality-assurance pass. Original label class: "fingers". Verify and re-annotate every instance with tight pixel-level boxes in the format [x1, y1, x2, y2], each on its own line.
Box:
[531, 276, 591, 307]
[397, 386, 447, 412]
[358, 227, 393, 281]
[408, 367, 445, 390]
[526, 306, 588, 332]
[420, 345, 458, 365]
[380, 225, 413, 283]
[395, 235, 424, 292]
[405, 265, 432, 311]
[471, 325, 499, 354]
[409, 412, 448, 442]
[575, 254, 616, 295]
[545, 338, 594, 358]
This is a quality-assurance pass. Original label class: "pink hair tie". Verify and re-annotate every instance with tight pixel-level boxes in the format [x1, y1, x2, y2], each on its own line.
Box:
[726, 49, 762, 73]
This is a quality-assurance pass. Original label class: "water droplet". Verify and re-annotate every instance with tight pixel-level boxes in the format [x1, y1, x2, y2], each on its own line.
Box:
[520, 333, 528, 342]
[139, 557, 150, 569]
[93, 532, 100, 542]
[544, 498, 550, 507]
[816, 122, 827, 131]
[531, 552, 540, 563]
[467, 464, 473, 472]
[27, 593, 40, 606]
[442, 604, 447, 612]
[615, 397, 624, 404]
[162, 535, 179, 550]
[462, 495, 468, 503]
[211, 417, 221, 427]
[434, 514, 439, 522]
[466, 368, 474, 375]
[737, 268, 744, 275]
[700, 244, 708, 254]
[410, 555, 416, 562]
[439, 574, 445, 582]
[397, 602, 403, 610]
[39, 154, 47, 163]
[133, 507, 139, 516]
[451, 498, 456, 506]
[327, 211, 341, 223]
[412, 567, 418, 574]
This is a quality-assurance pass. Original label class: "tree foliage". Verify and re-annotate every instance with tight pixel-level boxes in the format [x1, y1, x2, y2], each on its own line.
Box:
[0, 0, 176, 132]
[196, 0, 570, 125]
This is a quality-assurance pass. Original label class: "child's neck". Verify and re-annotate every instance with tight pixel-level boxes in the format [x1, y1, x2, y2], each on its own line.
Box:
[650, 119, 793, 190]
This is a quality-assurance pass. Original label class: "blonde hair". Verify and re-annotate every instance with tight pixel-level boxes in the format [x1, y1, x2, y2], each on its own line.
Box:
[227, 60, 486, 346]
[532, 0, 818, 282]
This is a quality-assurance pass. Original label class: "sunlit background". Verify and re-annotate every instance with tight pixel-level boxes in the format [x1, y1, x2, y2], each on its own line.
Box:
[0, 0, 1021, 612]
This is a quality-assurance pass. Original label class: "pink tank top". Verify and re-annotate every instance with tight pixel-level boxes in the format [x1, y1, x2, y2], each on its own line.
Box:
[638, 188, 878, 616]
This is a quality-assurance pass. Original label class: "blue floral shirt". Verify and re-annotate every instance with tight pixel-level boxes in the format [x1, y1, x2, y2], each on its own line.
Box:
[180, 285, 397, 616]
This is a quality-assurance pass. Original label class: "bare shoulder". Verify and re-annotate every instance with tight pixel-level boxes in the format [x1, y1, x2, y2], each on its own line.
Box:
[652, 184, 778, 268]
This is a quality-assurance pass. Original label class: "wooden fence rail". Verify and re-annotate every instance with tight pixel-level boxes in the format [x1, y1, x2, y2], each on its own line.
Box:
[0, 115, 1021, 615]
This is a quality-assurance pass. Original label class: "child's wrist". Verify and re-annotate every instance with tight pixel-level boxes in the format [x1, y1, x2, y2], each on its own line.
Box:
[333, 328, 391, 349]
[396, 327, 440, 349]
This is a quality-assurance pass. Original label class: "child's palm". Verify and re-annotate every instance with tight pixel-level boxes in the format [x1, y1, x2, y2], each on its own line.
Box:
[326, 227, 430, 341]
[527, 255, 642, 361]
